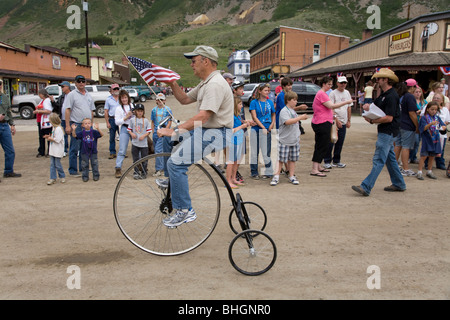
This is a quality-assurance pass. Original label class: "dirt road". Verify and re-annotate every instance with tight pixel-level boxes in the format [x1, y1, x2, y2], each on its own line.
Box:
[1, 96, 449, 300]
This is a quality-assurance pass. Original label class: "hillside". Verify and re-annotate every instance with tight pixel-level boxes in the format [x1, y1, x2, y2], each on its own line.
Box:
[0, 0, 448, 86]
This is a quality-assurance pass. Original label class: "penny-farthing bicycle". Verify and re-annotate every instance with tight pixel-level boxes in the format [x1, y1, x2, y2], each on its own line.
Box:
[113, 117, 277, 276]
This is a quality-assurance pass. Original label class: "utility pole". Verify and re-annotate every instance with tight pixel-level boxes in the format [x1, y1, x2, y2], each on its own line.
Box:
[83, 0, 90, 66]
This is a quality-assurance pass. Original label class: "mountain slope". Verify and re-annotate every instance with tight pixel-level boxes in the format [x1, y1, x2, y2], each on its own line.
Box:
[0, 0, 448, 86]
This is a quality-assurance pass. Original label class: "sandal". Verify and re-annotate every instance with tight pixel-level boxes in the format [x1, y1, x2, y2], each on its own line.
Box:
[310, 172, 327, 177]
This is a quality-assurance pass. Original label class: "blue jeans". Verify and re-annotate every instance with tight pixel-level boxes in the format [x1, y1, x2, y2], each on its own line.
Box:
[162, 127, 230, 210]
[324, 125, 347, 164]
[250, 129, 273, 177]
[0, 123, 15, 174]
[69, 122, 82, 175]
[61, 120, 69, 153]
[50, 156, 65, 180]
[115, 125, 130, 169]
[153, 132, 164, 171]
[360, 133, 406, 195]
[108, 118, 119, 155]
[81, 153, 99, 179]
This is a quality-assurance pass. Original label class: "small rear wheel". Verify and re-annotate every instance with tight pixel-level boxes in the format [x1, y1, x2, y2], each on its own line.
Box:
[229, 201, 267, 235]
[228, 229, 277, 276]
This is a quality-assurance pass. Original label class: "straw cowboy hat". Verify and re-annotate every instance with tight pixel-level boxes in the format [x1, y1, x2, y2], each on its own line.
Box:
[371, 68, 399, 83]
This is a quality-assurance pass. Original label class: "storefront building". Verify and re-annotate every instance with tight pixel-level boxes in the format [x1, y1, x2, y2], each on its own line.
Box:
[288, 10, 450, 106]
[248, 26, 350, 83]
[0, 42, 91, 102]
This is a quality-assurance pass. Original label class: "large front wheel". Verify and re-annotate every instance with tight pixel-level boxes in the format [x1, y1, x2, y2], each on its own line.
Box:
[113, 153, 221, 256]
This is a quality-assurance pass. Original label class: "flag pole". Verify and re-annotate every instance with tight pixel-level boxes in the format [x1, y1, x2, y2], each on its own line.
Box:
[122, 52, 178, 122]
[122, 52, 163, 102]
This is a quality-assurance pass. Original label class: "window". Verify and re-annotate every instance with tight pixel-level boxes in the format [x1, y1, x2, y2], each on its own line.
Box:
[19, 82, 28, 95]
[313, 44, 321, 62]
[29, 82, 38, 95]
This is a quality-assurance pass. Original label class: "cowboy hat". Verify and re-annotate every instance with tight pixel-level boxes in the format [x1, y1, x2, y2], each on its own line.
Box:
[371, 68, 399, 83]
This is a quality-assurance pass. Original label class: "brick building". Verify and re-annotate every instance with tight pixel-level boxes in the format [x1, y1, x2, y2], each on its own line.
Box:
[0, 41, 91, 102]
[248, 26, 350, 83]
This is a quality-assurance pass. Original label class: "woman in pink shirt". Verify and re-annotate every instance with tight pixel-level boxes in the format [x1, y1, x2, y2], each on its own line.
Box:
[311, 77, 353, 177]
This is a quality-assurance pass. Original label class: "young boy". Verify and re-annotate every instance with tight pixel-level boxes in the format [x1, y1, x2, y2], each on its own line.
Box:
[128, 104, 152, 179]
[270, 91, 308, 186]
[71, 118, 103, 182]
[150, 93, 172, 176]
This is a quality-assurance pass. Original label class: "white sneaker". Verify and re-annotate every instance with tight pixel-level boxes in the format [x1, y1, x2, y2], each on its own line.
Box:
[333, 162, 346, 168]
[270, 175, 279, 186]
[47, 179, 56, 185]
[164, 208, 197, 228]
[323, 163, 333, 169]
[289, 175, 299, 185]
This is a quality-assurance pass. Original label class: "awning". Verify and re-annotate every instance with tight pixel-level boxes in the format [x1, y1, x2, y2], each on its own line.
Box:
[289, 52, 450, 78]
[99, 76, 129, 85]
[0, 69, 94, 83]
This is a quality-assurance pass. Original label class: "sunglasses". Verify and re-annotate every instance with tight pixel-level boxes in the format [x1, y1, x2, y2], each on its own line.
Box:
[113, 88, 120, 91]
[76, 79, 86, 83]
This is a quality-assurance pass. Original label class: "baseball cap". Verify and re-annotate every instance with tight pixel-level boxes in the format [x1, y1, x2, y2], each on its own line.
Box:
[75, 75, 85, 81]
[59, 81, 70, 87]
[337, 76, 348, 83]
[156, 93, 166, 100]
[405, 79, 418, 87]
[184, 46, 219, 63]
[231, 81, 245, 90]
[134, 103, 145, 110]
[223, 73, 236, 80]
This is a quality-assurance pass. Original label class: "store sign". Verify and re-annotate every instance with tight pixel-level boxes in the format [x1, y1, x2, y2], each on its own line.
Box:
[388, 28, 414, 56]
[52, 56, 61, 70]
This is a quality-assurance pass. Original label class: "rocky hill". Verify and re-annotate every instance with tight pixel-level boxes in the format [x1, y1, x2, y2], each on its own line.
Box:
[0, 0, 448, 85]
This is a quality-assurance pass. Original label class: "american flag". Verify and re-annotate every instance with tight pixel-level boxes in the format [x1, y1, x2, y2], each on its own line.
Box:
[440, 66, 450, 76]
[92, 41, 101, 50]
[337, 72, 343, 77]
[127, 56, 180, 84]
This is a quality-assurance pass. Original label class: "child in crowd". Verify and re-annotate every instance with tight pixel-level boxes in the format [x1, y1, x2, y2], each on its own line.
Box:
[270, 91, 308, 186]
[226, 97, 255, 188]
[71, 118, 103, 182]
[151, 93, 172, 176]
[44, 113, 66, 185]
[128, 104, 152, 179]
[417, 101, 446, 180]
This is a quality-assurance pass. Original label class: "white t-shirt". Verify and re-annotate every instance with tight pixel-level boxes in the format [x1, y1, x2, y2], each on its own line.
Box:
[49, 126, 65, 158]
[329, 89, 353, 124]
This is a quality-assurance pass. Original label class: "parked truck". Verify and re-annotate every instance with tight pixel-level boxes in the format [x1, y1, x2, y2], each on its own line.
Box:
[11, 84, 110, 119]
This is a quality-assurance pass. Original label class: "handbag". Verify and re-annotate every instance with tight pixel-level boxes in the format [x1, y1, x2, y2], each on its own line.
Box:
[330, 122, 338, 143]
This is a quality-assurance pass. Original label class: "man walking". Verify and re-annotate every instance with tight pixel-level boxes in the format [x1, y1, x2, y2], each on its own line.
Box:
[352, 68, 406, 196]
[64, 75, 95, 176]
[324, 76, 353, 169]
[157, 46, 234, 228]
[0, 80, 21, 180]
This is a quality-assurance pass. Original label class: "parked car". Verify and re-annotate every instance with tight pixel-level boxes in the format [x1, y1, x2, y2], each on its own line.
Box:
[269, 81, 320, 113]
[11, 84, 110, 119]
[125, 85, 162, 102]
[241, 83, 259, 105]
[124, 88, 139, 103]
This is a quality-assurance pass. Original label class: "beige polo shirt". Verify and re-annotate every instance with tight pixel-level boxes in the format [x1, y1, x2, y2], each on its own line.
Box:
[187, 70, 234, 129]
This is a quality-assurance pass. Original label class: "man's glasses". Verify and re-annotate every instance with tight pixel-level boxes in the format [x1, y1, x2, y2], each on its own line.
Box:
[77, 79, 86, 83]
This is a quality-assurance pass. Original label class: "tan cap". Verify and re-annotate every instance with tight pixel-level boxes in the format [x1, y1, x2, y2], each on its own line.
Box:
[184, 46, 219, 63]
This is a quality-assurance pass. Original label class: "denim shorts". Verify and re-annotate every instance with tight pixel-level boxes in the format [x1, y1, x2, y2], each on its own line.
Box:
[399, 129, 416, 149]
